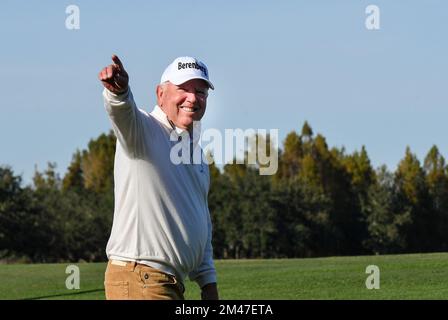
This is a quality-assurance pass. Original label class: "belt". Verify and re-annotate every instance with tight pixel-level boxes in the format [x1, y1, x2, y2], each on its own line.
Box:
[111, 259, 128, 267]
[109, 259, 185, 294]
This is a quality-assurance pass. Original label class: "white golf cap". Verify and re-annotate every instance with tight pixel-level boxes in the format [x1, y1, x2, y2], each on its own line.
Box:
[160, 56, 214, 90]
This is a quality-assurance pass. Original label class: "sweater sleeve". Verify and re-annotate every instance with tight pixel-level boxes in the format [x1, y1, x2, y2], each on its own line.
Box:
[103, 87, 148, 158]
[188, 207, 217, 288]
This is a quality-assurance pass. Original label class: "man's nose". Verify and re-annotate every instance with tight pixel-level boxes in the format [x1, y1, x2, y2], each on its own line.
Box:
[185, 92, 197, 105]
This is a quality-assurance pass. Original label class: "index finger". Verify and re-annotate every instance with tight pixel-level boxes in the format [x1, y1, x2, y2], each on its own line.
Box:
[111, 54, 124, 69]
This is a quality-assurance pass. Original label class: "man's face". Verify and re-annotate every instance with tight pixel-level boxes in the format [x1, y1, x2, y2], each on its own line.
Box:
[157, 79, 209, 131]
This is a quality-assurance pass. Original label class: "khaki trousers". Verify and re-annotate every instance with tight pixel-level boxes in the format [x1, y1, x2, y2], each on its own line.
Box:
[104, 260, 185, 300]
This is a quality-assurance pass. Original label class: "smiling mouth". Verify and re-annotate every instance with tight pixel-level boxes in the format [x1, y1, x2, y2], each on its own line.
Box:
[179, 106, 200, 113]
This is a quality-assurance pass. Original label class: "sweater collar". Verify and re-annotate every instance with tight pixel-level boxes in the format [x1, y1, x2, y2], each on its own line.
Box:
[150, 105, 201, 147]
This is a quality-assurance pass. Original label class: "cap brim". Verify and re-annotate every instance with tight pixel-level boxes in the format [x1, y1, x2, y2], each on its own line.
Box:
[169, 74, 214, 90]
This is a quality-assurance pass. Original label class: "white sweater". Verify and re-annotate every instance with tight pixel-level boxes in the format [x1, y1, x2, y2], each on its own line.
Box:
[103, 87, 216, 288]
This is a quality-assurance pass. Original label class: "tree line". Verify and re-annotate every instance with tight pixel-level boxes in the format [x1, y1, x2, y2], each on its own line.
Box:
[1, 122, 447, 262]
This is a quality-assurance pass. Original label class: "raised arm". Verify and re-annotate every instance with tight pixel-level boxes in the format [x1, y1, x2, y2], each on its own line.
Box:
[99, 55, 147, 158]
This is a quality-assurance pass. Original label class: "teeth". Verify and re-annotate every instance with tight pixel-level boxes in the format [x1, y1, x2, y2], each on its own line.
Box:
[181, 106, 197, 112]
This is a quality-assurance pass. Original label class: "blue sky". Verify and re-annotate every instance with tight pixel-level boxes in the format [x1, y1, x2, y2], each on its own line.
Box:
[1, 0, 447, 184]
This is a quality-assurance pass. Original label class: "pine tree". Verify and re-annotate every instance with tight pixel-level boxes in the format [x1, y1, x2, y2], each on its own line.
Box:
[277, 131, 302, 180]
[395, 147, 434, 252]
[364, 165, 410, 254]
[62, 150, 84, 193]
[81, 131, 116, 194]
[423, 146, 448, 250]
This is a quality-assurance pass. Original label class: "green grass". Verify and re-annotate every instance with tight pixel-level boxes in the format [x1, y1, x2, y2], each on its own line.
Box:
[1, 253, 447, 300]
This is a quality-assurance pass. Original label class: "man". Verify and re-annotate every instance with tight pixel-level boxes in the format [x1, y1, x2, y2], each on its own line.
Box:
[98, 55, 219, 300]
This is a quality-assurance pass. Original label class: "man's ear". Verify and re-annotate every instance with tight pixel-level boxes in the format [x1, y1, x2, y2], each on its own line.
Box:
[156, 85, 164, 106]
